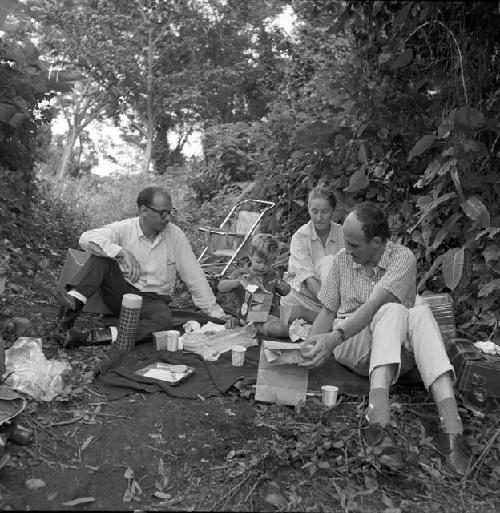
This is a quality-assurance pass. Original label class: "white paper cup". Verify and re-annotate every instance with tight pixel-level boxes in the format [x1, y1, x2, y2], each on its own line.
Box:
[321, 385, 339, 407]
[153, 331, 168, 350]
[166, 330, 180, 351]
[232, 345, 247, 366]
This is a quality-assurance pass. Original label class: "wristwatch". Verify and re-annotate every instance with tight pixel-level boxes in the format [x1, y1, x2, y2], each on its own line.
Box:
[334, 327, 346, 342]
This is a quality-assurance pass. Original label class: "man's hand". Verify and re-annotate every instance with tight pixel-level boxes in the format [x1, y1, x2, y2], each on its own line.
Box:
[117, 249, 141, 283]
[298, 331, 343, 369]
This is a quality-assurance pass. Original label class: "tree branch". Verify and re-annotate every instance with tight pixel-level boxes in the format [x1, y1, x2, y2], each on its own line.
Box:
[404, 20, 468, 105]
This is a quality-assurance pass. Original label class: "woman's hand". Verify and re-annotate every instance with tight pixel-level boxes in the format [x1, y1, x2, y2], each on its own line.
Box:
[303, 276, 322, 299]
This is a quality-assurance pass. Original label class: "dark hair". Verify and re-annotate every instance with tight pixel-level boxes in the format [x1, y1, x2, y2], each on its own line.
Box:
[353, 202, 390, 242]
[136, 186, 170, 208]
[308, 180, 337, 210]
[251, 233, 280, 262]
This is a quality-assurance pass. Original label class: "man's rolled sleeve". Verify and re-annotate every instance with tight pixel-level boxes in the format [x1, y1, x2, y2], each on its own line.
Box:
[79, 224, 123, 258]
[174, 231, 217, 311]
[372, 249, 416, 304]
[317, 256, 341, 312]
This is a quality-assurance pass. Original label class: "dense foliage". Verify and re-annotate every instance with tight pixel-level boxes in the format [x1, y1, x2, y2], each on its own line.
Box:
[233, 0, 500, 339]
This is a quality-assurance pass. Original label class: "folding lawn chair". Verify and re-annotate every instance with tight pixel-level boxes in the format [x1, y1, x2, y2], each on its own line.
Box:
[197, 199, 275, 278]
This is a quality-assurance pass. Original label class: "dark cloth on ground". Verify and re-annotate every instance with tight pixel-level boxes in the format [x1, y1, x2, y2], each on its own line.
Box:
[95, 335, 423, 401]
[95, 341, 257, 400]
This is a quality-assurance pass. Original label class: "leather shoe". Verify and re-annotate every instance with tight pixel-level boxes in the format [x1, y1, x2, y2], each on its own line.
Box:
[436, 432, 470, 476]
[56, 290, 84, 330]
[363, 423, 404, 470]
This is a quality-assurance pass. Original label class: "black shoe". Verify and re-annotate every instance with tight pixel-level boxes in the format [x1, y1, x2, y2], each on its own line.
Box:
[56, 290, 84, 330]
[363, 423, 404, 470]
[436, 432, 471, 476]
[60, 327, 113, 349]
[61, 329, 90, 349]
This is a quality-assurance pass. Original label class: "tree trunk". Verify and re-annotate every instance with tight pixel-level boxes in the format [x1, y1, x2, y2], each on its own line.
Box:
[56, 125, 78, 181]
[142, 125, 153, 174]
[141, 25, 155, 174]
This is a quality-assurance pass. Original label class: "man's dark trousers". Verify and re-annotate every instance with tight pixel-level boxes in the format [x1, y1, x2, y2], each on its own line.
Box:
[67, 256, 173, 342]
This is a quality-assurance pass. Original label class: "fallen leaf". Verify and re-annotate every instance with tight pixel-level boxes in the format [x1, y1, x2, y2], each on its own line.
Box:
[86, 465, 99, 471]
[132, 480, 142, 495]
[25, 478, 46, 490]
[81, 436, 94, 451]
[62, 497, 95, 507]
[223, 408, 236, 416]
[123, 488, 133, 503]
[197, 394, 206, 402]
[265, 492, 288, 509]
[154, 491, 171, 499]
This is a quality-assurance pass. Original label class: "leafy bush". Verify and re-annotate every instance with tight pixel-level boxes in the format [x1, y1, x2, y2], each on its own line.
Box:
[189, 122, 268, 203]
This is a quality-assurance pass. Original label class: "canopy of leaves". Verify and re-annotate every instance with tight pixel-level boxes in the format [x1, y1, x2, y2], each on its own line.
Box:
[39, 0, 286, 170]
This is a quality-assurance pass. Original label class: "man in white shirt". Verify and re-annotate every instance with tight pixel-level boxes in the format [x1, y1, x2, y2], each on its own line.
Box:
[58, 186, 226, 347]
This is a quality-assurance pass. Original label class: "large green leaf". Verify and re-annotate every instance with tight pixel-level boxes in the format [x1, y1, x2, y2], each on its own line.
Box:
[295, 121, 340, 149]
[407, 134, 436, 162]
[460, 196, 490, 227]
[344, 167, 369, 193]
[417, 254, 444, 292]
[392, 48, 413, 69]
[431, 213, 462, 250]
[442, 247, 465, 290]
[454, 106, 485, 130]
[478, 279, 500, 298]
[0, 103, 16, 123]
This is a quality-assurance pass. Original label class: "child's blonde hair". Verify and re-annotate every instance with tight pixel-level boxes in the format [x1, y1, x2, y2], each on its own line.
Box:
[251, 233, 280, 262]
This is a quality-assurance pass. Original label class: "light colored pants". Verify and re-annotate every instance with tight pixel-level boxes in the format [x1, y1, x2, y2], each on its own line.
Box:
[332, 303, 454, 390]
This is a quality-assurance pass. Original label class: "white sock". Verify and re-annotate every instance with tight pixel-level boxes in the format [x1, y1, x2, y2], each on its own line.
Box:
[67, 289, 87, 305]
[110, 326, 118, 343]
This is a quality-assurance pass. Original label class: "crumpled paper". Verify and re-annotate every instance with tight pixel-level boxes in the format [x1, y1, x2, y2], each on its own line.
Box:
[473, 340, 500, 356]
[183, 320, 226, 334]
[181, 324, 258, 361]
[289, 318, 311, 342]
[4, 338, 71, 401]
[262, 340, 310, 365]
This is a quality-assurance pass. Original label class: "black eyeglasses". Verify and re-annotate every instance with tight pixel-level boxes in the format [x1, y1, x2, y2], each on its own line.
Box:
[146, 205, 175, 219]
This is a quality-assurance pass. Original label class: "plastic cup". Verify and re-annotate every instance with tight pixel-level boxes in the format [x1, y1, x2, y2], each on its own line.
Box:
[166, 330, 180, 351]
[232, 345, 247, 366]
[321, 385, 339, 407]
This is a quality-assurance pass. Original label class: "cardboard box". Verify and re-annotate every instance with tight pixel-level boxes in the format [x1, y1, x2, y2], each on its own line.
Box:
[57, 249, 112, 314]
[242, 289, 274, 323]
[447, 339, 500, 398]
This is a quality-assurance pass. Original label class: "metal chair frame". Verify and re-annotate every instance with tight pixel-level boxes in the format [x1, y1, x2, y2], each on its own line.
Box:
[198, 199, 275, 277]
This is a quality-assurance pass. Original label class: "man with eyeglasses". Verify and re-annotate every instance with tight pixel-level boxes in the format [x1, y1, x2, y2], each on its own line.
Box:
[57, 185, 227, 347]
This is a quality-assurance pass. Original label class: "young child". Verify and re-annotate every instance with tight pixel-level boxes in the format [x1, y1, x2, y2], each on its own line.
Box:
[218, 233, 291, 337]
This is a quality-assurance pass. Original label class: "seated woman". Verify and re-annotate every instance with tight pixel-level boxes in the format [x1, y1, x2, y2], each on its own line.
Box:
[280, 181, 345, 324]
